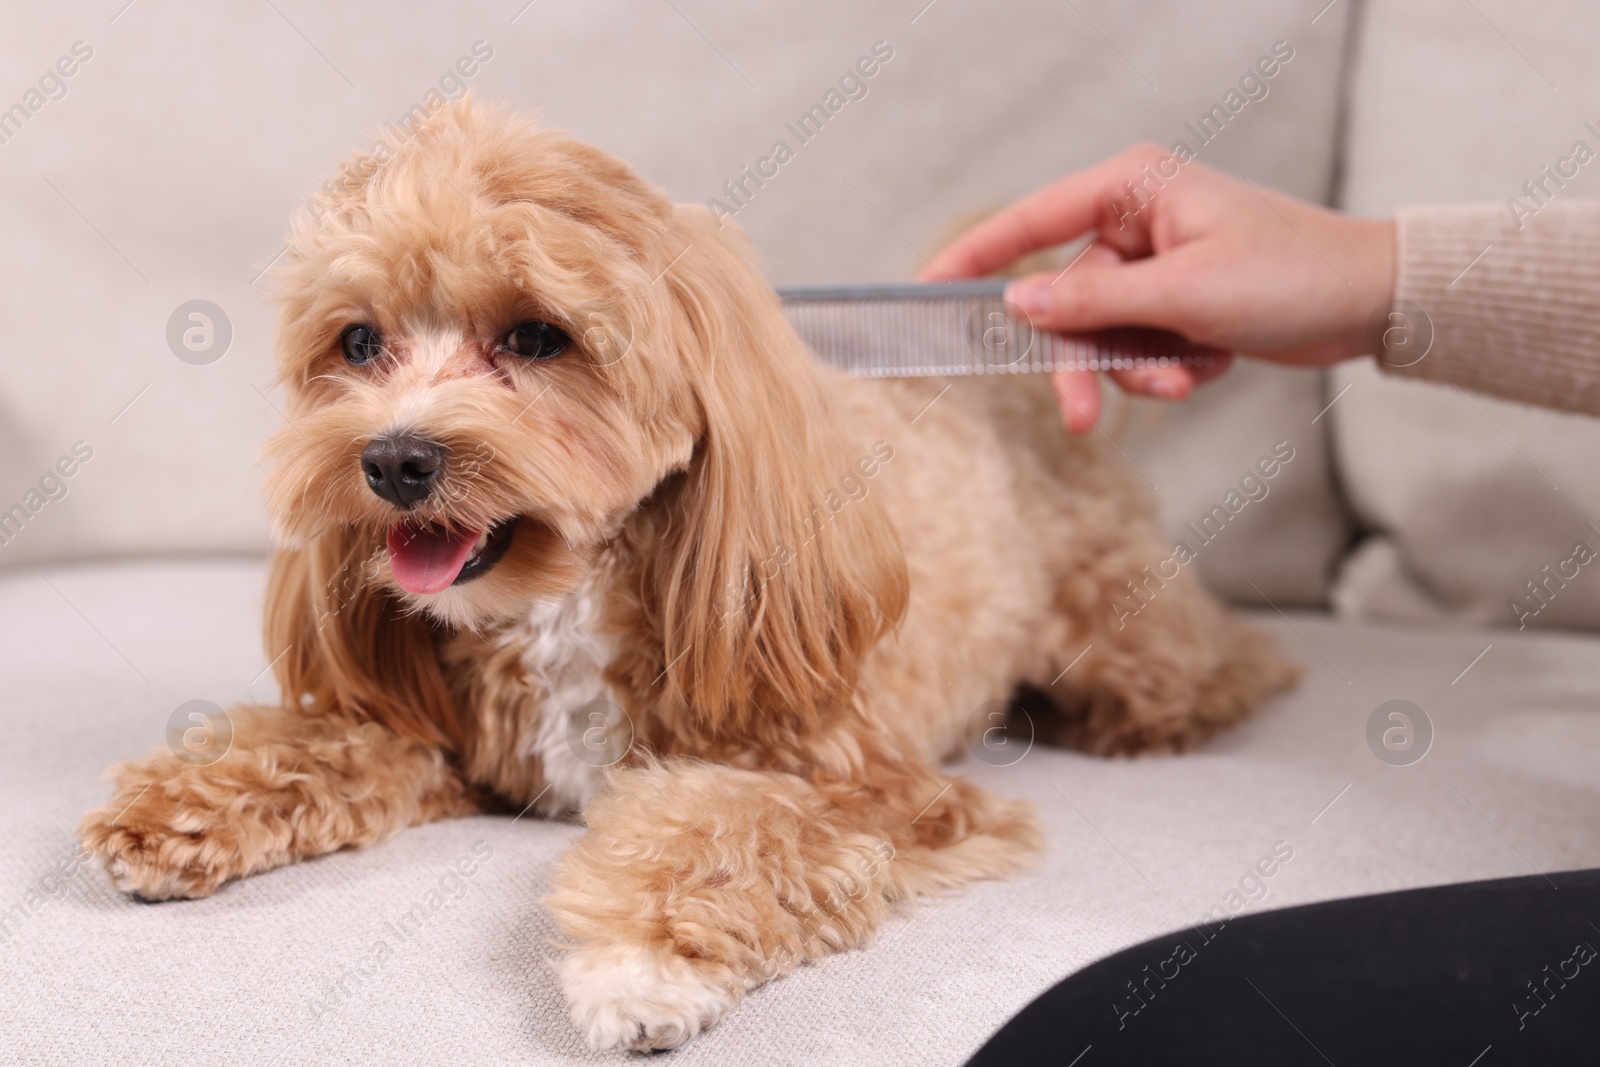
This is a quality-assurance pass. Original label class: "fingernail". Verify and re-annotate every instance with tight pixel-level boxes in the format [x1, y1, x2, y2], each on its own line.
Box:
[1005, 278, 1051, 318]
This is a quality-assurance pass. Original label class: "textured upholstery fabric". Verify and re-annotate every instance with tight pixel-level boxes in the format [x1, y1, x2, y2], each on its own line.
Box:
[1334, 0, 1600, 630]
[2, 560, 1595, 1064]
[0, 0, 1354, 605]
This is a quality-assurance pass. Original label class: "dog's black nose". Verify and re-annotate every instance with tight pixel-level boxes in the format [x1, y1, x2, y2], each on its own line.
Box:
[361, 435, 445, 509]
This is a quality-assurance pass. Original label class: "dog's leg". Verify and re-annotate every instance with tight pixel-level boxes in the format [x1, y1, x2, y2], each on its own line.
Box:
[80, 707, 477, 900]
[547, 755, 1038, 1052]
[1039, 539, 1301, 754]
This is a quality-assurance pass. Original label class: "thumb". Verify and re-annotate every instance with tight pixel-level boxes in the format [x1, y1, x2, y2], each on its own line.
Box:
[1003, 254, 1179, 335]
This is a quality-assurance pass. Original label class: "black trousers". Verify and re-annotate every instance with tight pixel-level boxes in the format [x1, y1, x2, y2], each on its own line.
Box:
[967, 868, 1600, 1066]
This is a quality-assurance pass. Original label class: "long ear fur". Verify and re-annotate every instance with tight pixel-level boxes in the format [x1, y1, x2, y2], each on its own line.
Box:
[264, 528, 461, 749]
[617, 206, 909, 737]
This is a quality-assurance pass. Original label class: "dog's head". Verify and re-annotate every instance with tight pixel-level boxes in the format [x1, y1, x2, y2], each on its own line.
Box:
[262, 99, 906, 744]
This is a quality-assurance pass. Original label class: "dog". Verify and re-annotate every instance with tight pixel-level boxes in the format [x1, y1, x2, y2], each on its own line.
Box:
[80, 99, 1297, 1052]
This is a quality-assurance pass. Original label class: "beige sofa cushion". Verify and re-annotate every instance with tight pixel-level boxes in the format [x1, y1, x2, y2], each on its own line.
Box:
[1334, 0, 1600, 630]
[0, 1, 1353, 603]
[5, 559, 1597, 1063]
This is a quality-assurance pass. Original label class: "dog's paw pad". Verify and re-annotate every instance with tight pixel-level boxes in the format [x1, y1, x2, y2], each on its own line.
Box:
[556, 943, 734, 1051]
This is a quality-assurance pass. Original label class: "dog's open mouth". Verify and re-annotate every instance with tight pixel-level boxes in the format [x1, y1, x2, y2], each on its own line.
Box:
[385, 516, 520, 595]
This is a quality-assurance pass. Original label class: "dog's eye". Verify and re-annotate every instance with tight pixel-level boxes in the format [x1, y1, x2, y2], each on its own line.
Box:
[341, 325, 383, 366]
[502, 320, 571, 361]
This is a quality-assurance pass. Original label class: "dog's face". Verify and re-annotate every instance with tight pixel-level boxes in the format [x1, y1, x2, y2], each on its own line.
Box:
[264, 104, 705, 629]
[262, 100, 906, 741]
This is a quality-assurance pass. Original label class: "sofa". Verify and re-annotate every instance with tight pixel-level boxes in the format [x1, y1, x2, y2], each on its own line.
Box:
[2, 2, 1597, 1063]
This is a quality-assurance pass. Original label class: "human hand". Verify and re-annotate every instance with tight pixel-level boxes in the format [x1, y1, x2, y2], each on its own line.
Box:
[921, 144, 1396, 432]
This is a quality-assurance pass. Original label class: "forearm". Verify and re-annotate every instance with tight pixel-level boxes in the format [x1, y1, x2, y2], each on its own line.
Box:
[1381, 201, 1600, 414]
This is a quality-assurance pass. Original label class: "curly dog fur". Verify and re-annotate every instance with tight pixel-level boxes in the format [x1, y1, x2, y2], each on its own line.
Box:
[81, 99, 1297, 1051]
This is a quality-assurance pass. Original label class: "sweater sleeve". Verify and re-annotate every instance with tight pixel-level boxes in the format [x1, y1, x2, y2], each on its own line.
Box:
[1381, 200, 1600, 414]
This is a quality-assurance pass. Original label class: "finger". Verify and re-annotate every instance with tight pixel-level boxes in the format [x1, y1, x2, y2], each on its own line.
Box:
[1094, 216, 1156, 261]
[1004, 253, 1184, 334]
[1111, 353, 1234, 401]
[921, 145, 1163, 280]
[1092, 239, 1190, 400]
[1066, 240, 1125, 273]
[1051, 368, 1102, 434]
[1109, 365, 1194, 401]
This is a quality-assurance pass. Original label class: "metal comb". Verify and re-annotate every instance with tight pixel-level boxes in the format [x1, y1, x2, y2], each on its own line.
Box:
[777, 280, 1222, 378]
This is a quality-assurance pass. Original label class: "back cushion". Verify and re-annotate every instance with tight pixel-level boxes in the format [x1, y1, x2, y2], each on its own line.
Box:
[0, 0, 1352, 605]
[1334, 0, 1600, 630]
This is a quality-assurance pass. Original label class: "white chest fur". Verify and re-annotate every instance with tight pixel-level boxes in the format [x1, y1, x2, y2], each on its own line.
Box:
[508, 581, 620, 815]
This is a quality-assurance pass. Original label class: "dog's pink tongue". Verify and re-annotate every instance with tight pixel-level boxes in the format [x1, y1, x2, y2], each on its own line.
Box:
[387, 523, 480, 595]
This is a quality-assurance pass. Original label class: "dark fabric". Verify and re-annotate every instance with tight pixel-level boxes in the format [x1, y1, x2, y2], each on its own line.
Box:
[967, 868, 1600, 1066]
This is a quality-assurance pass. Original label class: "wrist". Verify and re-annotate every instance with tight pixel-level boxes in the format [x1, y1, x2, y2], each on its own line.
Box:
[1340, 217, 1397, 361]
[1312, 215, 1401, 363]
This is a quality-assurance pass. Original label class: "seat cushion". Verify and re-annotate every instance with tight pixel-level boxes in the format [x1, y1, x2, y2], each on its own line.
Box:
[1, 559, 1595, 1064]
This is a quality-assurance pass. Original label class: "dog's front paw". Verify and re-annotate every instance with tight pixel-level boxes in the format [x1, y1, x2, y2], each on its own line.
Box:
[79, 774, 253, 901]
[556, 943, 737, 1051]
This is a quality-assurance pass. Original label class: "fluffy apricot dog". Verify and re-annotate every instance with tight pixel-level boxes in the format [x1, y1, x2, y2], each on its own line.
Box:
[81, 100, 1295, 1051]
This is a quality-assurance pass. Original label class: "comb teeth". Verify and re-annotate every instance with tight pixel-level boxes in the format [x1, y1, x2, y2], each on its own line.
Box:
[777, 281, 1221, 378]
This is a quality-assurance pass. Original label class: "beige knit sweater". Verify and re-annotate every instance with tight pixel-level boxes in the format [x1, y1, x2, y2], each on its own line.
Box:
[1387, 201, 1600, 413]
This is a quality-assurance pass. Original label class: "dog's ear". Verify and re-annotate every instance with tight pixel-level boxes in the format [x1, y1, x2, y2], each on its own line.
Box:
[620, 206, 909, 736]
[264, 527, 460, 749]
